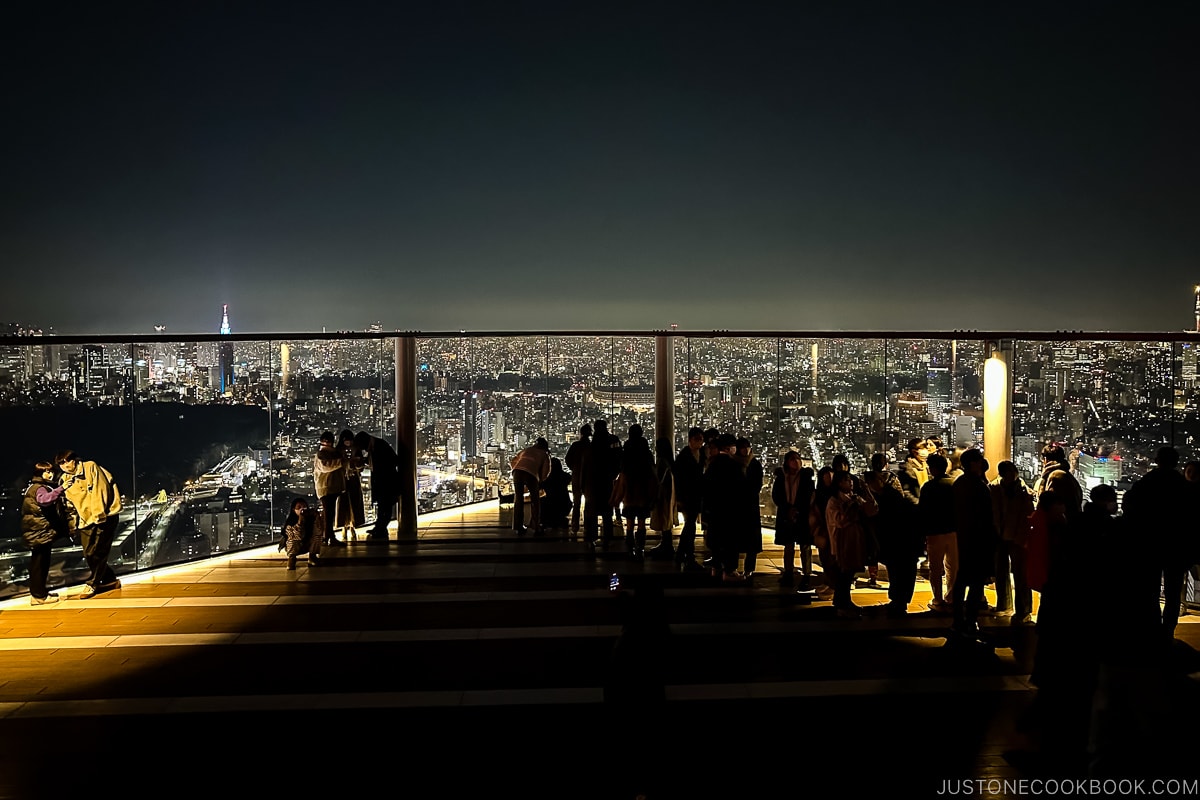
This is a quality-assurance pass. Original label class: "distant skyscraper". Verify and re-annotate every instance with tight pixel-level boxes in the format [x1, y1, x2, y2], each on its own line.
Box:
[218, 304, 234, 394]
[1193, 285, 1199, 333]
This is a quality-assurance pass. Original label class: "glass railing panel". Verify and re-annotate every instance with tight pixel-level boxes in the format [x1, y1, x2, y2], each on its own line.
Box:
[270, 336, 395, 534]
[1010, 338, 1171, 495]
[797, 337, 888, 474]
[777, 337, 824, 470]
[673, 336, 693, 452]
[2, 338, 137, 598]
[885, 337, 987, 466]
[546, 334, 612, 460]
[124, 337, 273, 570]
[602, 336, 657, 445]
[677, 336, 779, 452]
[1173, 340, 1200, 467]
[416, 335, 550, 508]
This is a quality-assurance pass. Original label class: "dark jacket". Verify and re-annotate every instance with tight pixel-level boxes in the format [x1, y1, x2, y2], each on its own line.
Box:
[22, 476, 72, 548]
[702, 453, 746, 551]
[365, 436, 401, 500]
[865, 469, 922, 563]
[672, 447, 706, 513]
[772, 468, 813, 545]
[919, 475, 956, 537]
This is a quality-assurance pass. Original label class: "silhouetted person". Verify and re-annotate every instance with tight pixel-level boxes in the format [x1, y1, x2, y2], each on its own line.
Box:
[541, 456, 571, 531]
[583, 420, 619, 547]
[951, 448, 997, 638]
[1121, 446, 1192, 641]
[354, 431, 400, 542]
[671, 427, 706, 571]
[564, 423, 592, 535]
[613, 424, 657, 558]
[864, 452, 921, 617]
[646, 436, 677, 559]
[1025, 484, 1113, 772]
[990, 460, 1035, 622]
[733, 437, 764, 578]
[703, 433, 747, 582]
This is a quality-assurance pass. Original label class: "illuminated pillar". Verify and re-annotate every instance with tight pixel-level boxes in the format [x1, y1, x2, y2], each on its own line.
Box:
[811, 343, 818, 391]
[655, 334, 674, 449]
[983, 341, 1013, 482]
[279, 343, 290, 397]
[396, 335, 418, 539]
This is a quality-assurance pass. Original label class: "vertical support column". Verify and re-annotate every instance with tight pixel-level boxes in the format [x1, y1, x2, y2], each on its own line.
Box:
[655, 334, 675, 451]
[983, 339, 1013, 483]
[396, 335, 418, 540]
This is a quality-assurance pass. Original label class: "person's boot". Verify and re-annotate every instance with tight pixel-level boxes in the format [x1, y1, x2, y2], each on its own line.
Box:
[646, 531, 675, 560]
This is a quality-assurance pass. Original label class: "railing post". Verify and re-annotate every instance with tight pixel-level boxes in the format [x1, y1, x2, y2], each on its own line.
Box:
[396, 335, 418, 539]
[655, 334, 674, 451]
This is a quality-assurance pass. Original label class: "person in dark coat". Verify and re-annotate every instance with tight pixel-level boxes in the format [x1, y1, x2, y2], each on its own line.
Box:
[773, 451, 814, 588]
[540, 456, 572, 532]
[354, 431, 401, 542]
[671, 427, 707, 571]
[564, 423, 592, 535]
[703, 433, 747, 582]
[734, 437, 765, 578]
[1120, 445, 1193, 640]
[22, 461, 72, 604]
[951, 448, 998, 637]
[612, 425, 658, 558]
[863, 452, 922, 617]
[582, 419, 620, 547]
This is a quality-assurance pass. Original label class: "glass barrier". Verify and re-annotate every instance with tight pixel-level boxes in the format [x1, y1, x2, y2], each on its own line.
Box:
[2, 331, 1198, 599]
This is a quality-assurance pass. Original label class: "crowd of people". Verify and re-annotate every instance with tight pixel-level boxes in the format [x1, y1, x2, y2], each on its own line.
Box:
[509, 426, 1199, 646]
[292, 429, 402, 567]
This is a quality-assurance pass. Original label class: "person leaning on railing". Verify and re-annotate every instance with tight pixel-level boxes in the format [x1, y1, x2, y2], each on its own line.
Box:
[55, 449, 122, 598]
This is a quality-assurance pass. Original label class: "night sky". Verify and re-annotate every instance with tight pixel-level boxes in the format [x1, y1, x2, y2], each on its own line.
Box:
[4, 2, 1197, 335]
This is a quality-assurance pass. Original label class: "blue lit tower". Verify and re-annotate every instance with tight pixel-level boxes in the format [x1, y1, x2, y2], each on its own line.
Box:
[218, 304, 234, 394]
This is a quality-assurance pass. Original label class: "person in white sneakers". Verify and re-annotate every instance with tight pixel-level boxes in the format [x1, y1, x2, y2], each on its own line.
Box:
[22, 461, 73, 604]
[56, 449, 122, 599]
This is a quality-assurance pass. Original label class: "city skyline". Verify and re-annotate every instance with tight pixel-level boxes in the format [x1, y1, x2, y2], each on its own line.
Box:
[4, 3, 1197, 335]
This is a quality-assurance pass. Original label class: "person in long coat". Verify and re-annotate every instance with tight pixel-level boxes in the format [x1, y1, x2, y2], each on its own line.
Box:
[336, 429, 367, 541]
[826, 470, 878, 617]
[734, 437, 765, 578]
[773, 452, 813, 588]
[353, 431, 400, 542]
[703, 433, 748, 582]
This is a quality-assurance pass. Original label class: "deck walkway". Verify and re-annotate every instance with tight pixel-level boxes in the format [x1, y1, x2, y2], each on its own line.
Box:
[1, 501, 1197, 800]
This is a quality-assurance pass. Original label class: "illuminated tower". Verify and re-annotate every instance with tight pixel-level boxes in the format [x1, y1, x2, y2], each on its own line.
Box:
[218, 304, 234, 394]
[1193, 285, 1199, 333]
